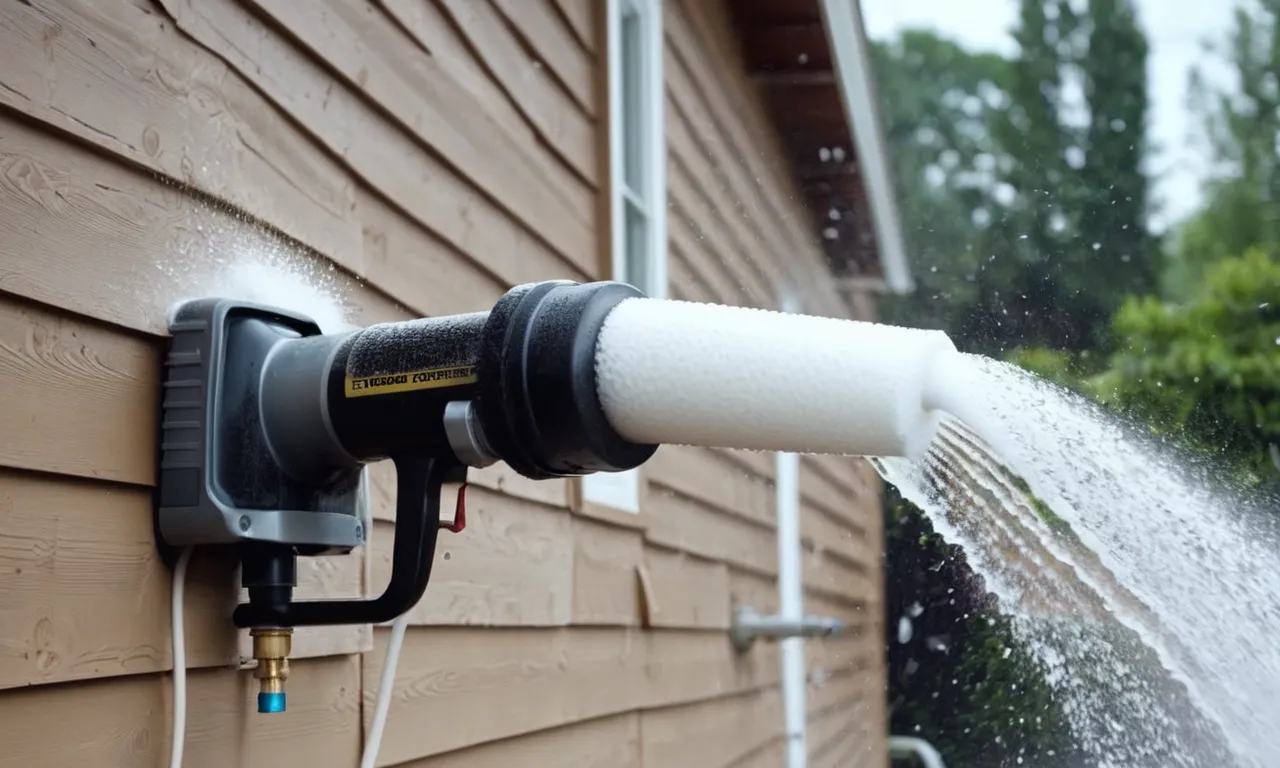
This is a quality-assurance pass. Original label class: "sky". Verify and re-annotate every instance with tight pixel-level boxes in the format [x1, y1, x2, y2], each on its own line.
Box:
[860, 0, 1237, 232]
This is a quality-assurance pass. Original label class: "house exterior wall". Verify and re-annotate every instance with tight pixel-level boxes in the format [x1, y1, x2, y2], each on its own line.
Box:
[0, 0, 885, 766]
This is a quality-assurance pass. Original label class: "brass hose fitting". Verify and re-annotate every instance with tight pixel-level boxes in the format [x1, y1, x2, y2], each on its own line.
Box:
[250, 628, 292, 713]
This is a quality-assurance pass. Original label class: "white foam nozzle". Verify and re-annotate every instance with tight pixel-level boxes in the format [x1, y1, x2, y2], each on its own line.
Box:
[594, 298, 958, 460]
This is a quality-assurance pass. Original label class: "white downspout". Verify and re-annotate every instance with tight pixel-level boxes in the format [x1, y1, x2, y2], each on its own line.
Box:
[777, 449, 807, 768]
[776, 294, 807, 768]
[777, 448, 807, 768]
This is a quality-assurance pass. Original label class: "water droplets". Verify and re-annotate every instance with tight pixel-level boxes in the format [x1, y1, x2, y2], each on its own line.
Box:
[898, 616, 915, 644]
[818, 145, 846, 163]
[875, 355, 1278, 766]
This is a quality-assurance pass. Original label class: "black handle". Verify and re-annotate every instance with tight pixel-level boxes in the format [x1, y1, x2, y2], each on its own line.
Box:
[232, 454, 465, 628]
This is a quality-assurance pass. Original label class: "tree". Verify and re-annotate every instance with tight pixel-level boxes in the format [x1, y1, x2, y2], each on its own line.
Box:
[870, 31, 1015, 339]
[1167, 1, 1280, 299]
[1033, 0, 1280, 490]
[1164, 177, 1272, 300]
[1092, 249, 1280, 487]
[972, 0, 1084, 353]
[1075, 0, 1161, 314]
[1014, 248, 1280, 490]
[975, 0, 1157, 354]
[873, 1, 1156, 358]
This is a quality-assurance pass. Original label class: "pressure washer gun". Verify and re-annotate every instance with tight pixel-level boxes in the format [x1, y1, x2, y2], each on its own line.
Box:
[155, 281, 656, 712]
[154, 279, 957, 712]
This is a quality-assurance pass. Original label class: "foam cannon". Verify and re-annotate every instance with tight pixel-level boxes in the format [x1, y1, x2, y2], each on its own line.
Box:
[154, 280, 956, 712]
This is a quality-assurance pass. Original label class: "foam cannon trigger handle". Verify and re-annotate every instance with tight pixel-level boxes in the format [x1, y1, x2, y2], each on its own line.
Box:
[232, 455, 467, 629]
[438, 476, 468, 534]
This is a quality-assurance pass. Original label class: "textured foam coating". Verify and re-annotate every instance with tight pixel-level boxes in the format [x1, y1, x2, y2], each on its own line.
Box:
[594, 298, 958, 460]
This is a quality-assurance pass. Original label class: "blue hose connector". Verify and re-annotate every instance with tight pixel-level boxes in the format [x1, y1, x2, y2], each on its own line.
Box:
[258, 692, 287, 713]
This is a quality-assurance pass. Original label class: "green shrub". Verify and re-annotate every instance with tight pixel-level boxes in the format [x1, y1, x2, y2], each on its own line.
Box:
[1090, 248, 1280, 485]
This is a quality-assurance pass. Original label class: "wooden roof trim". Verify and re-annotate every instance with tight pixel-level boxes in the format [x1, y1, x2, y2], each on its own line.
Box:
[817, 0, 914, 293]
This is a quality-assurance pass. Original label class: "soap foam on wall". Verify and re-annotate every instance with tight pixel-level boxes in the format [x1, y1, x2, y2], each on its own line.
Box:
[213, 259, 353, 333]
[155, 198, 358, 334]
[163, 252, 356, 334]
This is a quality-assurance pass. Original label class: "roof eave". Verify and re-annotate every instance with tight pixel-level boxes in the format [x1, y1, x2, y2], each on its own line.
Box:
[816, 0, 914, 294]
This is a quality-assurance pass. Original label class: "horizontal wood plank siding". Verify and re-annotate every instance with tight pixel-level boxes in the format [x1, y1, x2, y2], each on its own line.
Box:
[0, 0, 363, 273]
[397, 713, 641, 768]
[0, 0, 886, 765]
[0, 656, 362, 768]
[640, 686, 785, 766]
[364, 626, 781, 766]
[667, 0, 845, 319]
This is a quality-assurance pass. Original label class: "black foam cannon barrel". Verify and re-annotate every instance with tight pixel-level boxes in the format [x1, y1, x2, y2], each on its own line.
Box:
[259, 280, 658, 486]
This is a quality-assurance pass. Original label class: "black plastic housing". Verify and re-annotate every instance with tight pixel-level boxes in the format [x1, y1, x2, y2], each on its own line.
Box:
[474, 280, 658, 479]
[154, 299, 363, 569]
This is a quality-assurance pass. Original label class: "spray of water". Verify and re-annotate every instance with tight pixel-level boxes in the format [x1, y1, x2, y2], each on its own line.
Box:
[876, 353, 1280, 767]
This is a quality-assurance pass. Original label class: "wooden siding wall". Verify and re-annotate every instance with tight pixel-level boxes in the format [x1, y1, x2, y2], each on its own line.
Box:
[0, 1, 885, 767]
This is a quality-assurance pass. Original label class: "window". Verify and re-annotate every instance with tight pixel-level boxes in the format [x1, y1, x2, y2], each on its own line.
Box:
[608, 0, 667, 300]
[581, 0, 666, 514]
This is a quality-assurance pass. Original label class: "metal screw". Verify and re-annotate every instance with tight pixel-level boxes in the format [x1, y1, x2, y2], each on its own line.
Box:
[238, 515, 251, 532]
[354, 522, 365, 543]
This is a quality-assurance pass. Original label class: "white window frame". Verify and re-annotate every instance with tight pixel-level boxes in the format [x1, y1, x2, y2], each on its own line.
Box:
[607, 0, 667, 300]
[581, 0, 667, 514]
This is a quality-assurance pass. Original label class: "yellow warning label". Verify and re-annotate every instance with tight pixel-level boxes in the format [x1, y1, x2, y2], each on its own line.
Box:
[344, 365, 478, 398]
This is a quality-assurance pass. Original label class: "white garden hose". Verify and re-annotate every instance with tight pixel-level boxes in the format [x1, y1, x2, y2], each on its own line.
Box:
[361, 612, 408, 768]
[358, 467, 405, 768]
[169, 547, 193, 768]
